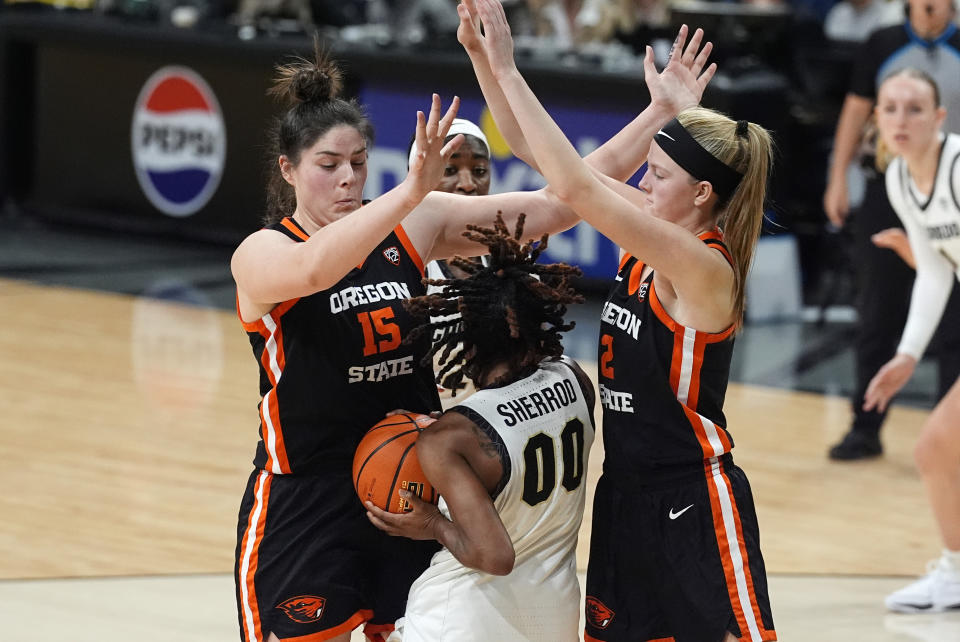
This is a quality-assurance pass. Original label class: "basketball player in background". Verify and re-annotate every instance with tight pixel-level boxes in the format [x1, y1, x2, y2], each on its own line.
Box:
[862, 69, 960, 614]
[229, 46, 589, 642]
[366, 213, 595, 641]
[822, 0, 960, 460]
[408, 118, 493, 404]
[460, 0, 776, 639]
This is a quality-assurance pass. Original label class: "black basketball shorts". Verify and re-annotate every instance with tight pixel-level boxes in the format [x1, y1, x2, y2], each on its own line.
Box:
[584, 457, 776, 642]
[234, 468, 440, 641]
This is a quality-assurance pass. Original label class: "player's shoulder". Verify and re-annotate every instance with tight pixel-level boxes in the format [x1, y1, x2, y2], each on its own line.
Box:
[556, 356, 596, 414]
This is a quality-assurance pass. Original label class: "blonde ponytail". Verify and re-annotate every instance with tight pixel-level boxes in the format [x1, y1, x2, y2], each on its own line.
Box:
[676, 107, 775, 328]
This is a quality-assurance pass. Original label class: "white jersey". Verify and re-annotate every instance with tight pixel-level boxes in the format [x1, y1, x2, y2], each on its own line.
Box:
[886, 132, 960, 359]
[395, 356, 595, 642]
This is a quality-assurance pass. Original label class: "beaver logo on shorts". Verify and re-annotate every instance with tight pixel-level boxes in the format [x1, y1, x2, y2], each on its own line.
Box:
[586, 596, 615, 630]
[277, 595, 326, 623]
[383, 247, 400, 266]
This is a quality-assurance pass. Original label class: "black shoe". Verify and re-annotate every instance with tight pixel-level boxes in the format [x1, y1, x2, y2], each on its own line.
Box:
[828, 430, 883, 460]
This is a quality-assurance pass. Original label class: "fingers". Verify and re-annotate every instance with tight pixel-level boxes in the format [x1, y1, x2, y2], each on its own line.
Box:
[643, 44, 656, 77]
[438, 95, 461, 139]
[668, 24, 688, 64]
[425, 93, 442, 138]
[440, 134, 464, 159]
[698, 62, 717, 91]
[692, 41, 713, 76]
[682, 27, 703, 65]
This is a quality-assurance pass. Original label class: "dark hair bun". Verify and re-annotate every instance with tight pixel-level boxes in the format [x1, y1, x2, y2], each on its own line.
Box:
[268, 40, 343, 106]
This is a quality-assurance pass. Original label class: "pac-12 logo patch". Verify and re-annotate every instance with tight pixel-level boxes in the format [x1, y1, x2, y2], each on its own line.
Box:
[383, 246, 400, 265]
[585, 595, 615, 630]
[131, 66, 226, 217]
[277, 595, 326, 623]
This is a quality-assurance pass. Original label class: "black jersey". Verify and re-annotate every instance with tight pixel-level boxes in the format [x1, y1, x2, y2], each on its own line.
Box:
[597, 230, 736, 473]
[239, 217, 441, 474]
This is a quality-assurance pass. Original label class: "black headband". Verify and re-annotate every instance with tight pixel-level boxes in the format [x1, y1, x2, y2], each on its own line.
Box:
[653, 118, 744, 201]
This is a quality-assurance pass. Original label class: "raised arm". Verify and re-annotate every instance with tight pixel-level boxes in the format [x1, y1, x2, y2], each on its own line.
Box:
[459, 0, 716, 184]
[583, 26, 716, 182]
[467, 0, 729, 316]
[457, 0, 534, 167]
[231, 95, 461, 317]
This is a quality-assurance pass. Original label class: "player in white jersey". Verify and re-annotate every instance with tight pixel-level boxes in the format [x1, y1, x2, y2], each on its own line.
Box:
[863, 68, 960, 613]
[366, 214, 595, 641]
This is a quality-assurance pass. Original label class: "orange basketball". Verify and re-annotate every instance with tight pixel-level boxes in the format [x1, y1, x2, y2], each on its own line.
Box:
[353, 412, 439, 513]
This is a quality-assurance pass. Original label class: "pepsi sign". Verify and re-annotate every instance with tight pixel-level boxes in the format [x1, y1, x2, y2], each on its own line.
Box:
[131, 66, 226, 217]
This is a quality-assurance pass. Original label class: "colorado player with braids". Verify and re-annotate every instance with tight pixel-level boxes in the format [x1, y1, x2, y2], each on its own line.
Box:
[366, 213, 596, 642]
[230, 45, 585, 642]
[461, 1, 777, 640]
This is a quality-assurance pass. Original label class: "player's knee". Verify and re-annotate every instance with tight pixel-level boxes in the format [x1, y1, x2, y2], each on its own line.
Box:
[914, 416, 958, 472]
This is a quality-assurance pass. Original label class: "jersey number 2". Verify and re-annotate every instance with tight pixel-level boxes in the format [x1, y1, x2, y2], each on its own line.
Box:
[522, 418, 586, 506]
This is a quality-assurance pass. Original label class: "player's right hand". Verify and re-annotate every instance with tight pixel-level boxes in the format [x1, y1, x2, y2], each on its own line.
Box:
[823, 176, 849, 228]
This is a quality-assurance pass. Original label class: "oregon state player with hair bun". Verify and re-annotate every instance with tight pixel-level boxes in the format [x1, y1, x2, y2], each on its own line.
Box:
[461, 1, 777, 639]
[864, 68, 960, 614]
[230, 44, 591, 642]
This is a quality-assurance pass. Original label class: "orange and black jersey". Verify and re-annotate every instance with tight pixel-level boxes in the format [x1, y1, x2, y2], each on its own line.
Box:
[239, 217, 441, 475]
[597, 230, 736, 473]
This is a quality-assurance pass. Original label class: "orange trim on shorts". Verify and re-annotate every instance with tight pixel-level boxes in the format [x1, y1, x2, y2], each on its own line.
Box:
[276, 609, 374, 641]
[585, 634, 675, 642]
[394, 223, 425, 276]
[703, 460, 775, 641]
[239, 471, 273, 642]
[280, 217, 311, 241]
[363, 619, 396, 641]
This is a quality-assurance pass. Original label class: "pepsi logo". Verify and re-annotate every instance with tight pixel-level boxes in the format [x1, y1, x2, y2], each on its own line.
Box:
[131, 66, 226, 217]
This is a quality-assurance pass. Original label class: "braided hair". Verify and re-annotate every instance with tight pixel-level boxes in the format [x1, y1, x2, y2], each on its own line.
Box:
[405, 212, 584, 393]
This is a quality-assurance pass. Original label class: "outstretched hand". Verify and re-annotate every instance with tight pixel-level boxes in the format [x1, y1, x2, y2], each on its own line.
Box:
[407, 93, 463, 200]
[863, 353, 916, 413]
[461, 0, 517, 79]
[365, 490, 445, 541]
[644, 25, 717, 116]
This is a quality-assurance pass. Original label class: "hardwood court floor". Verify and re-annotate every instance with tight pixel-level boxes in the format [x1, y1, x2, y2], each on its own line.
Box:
[1, 277, 959, 640]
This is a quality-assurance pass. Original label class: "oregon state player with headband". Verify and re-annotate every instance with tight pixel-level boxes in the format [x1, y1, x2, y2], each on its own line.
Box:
[863, 69, 960, 614]
[461, 1, 776, 640]
[366, 213, 595, 641]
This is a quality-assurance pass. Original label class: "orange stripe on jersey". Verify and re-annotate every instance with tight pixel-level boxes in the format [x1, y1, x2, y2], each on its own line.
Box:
[627, 259, 646, 297]
[669, 329, 684, 396]
[682, 406, 720, 457]
[280, 217, 311, 241]
[239, 471, 272, 642]
[261, 388, 291, 473]
[648, 281, 735, 342]
[394, 224, 425, 276]
[686, 333, 707, 410]
[703, 459, 775, 642]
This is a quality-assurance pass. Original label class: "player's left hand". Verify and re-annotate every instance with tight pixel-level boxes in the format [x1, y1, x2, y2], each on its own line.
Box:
[471, 0, 517, 79]
[645, 24, 716, 115]
[864, 353, 916, 413]
[365, 490, 445, 541]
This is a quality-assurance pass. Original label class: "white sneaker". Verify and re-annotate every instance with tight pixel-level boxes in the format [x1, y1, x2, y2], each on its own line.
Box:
[886, 556, 960, 613]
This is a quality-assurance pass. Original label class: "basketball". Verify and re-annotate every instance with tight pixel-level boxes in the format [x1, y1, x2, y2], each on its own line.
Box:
[353, 412, 439, 513]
